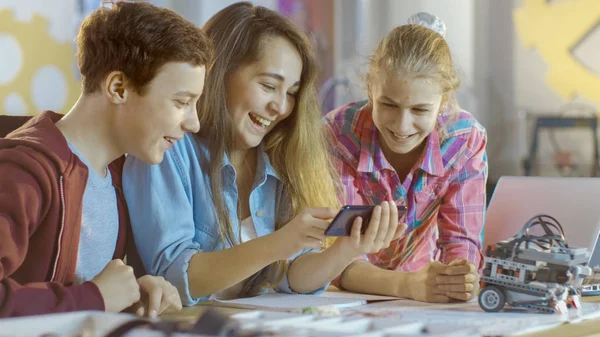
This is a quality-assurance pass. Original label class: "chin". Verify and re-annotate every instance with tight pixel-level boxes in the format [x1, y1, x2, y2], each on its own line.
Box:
[149, 152, 166, 165]
[387, 141, 418, 155]
[137, 151, 164, 165]
[243, 135, 264, 149]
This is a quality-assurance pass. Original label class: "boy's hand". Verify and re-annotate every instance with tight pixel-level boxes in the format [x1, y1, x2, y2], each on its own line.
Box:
[92, 259, 140, 313]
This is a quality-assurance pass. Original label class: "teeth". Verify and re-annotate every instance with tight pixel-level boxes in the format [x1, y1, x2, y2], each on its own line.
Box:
[250, 113, 271, 127]
[393, 132, 411, 139]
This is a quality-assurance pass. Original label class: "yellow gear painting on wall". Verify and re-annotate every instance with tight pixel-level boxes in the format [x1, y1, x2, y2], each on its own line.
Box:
[514, 0, 600, 109]
[0, 10, 80, 116]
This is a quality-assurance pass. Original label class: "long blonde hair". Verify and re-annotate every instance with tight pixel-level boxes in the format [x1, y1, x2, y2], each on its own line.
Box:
[196, 2, 339, 291]
[367, 24, 461, 117]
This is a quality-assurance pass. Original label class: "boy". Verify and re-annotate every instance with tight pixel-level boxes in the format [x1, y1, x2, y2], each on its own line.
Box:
[0, 1, 211, 317]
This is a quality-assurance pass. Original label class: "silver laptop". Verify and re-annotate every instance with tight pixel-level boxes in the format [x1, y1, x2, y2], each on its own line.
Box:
[484, 176, 600, 267]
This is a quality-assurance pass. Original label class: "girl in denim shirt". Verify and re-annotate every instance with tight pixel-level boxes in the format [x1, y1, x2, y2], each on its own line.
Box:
[123, 2, 403, 306]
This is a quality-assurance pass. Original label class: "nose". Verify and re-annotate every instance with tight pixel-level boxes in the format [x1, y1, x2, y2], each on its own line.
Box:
[182, 105, 200, 133]
[394, 109, 414, 133]
[268, 93, 290, 116]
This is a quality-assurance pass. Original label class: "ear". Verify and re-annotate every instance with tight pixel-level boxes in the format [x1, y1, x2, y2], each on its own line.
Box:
[104, 71, 129, 104]
[366, 80, 373, 104]
[439, 92, 452, 114]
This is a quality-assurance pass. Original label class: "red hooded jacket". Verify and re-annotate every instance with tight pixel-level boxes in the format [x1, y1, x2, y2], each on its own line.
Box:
[0, 111, 133, 317]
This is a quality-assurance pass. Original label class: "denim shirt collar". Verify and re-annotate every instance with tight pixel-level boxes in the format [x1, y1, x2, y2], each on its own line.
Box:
[220, 142, 281, 183]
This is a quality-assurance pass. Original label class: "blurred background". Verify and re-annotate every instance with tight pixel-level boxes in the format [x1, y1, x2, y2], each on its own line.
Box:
[1, 0, 599, 188]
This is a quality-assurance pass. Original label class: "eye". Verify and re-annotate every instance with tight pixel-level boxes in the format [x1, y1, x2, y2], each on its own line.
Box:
[381, 102, 396, 108]
[287, 91, 298, 99]
[174, 100, 190, 108]
[413, 108, 429, 113]
[260, 83, 275, 91]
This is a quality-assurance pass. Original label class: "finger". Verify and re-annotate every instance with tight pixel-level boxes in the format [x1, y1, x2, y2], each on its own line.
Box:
[146, 285, 163, 318]
[382, 203, 399, 244]
[350, 217, 362, 245]
[309, 218, 332, 231]
[436, 273, 478, 285]
[436, 283, 475, 292]
[392, 222, 407, 241]
[390, 202, 399, 228]
[382, 222, 398, 248]
[308, 207, 338, 220]
[373, 202, 390, 244]
[133, 302, 145, 317]
[170, 285, 183, 311]
[157, 284, 178, 315]
[306, 227, 327, 242]
[160, 285, 183, 314]
[448, 258, 468, 266]
[444, 291, 474, 301]
[429, 294, 452, 303]
[109, 259, 125, 267]
[363, 205, 382, 242]
[443, 263, 476, 275]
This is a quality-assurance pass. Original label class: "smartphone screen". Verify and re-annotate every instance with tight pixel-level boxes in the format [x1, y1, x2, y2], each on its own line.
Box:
[324, 204, 407, 237]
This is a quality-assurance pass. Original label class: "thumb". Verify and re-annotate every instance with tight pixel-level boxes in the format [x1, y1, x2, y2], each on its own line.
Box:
[308, 207, 338, 220]
[429, 261, 450, 273]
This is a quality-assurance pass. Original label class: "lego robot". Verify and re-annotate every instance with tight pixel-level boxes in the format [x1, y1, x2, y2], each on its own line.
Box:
[581, 266, 600, 296]
[479, 215, 592, 314]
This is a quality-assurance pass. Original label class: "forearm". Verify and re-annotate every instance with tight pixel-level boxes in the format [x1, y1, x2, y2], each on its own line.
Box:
[438, 237, 483, 268]
[0, 279, 104, 317]
[187, 234, 280, 299]
[287, 244, 354, 293]
[338, 260, 413, 298]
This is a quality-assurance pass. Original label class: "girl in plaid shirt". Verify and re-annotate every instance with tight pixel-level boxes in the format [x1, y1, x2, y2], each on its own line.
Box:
[325, 13, 488, 303]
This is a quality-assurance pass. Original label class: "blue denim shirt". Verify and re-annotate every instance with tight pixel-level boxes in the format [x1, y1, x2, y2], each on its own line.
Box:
[122, 134, 326, 306]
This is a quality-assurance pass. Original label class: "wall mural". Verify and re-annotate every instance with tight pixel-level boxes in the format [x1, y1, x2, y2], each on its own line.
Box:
[0, 6, 80, 116]
[514, 0, 600, 109]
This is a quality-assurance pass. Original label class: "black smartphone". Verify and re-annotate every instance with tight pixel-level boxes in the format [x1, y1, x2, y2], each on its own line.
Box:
[324, 204, 407, 237]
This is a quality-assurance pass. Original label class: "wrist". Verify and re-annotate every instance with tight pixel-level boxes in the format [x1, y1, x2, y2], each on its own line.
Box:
[330, 238, 364, 261]
[261, 231, 289, 261]
[391, 270, 413, 298]
[324, 241, 357, 266]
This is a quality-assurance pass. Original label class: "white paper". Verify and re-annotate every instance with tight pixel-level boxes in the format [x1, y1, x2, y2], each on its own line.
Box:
[0, 311, 136, 337]
[213, 292, 370, 311]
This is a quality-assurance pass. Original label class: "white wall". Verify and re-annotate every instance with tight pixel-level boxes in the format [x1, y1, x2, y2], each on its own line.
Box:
[157, 0, 277, 27]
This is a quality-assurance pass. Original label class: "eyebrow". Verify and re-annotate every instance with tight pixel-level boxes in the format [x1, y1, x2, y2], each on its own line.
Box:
[380, 96, 434, 107]
[173, 91, 200, 98]
[258, 72, 300, 87]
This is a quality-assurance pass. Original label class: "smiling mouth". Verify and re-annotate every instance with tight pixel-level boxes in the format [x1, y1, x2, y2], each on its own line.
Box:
[163, 136, 180, 145]
[249, 113, 272, 128]
[391, 131, 416, 139]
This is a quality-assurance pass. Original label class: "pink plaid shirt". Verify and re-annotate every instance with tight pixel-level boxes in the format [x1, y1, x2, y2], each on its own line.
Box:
[325, 100, 488, 271]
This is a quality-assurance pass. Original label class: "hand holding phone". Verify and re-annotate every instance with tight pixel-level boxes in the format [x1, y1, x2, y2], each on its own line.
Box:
[324, 204, 407, 237]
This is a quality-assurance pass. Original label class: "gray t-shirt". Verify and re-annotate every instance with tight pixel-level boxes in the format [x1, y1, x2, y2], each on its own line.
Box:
[67, 141, 119, 285]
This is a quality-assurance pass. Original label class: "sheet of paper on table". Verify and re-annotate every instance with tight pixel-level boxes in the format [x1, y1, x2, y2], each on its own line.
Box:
[0, 311, 136, 337]
[212, 291, 401, 312]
